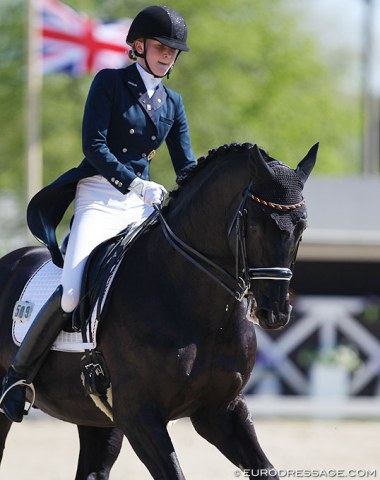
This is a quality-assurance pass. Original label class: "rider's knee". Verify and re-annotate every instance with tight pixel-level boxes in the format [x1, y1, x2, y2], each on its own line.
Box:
[60, 289, 78, 313]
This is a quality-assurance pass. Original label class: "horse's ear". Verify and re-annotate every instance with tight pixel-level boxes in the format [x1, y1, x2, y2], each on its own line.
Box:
[249, 144, 275, 182]
[295, 142, 319, 185]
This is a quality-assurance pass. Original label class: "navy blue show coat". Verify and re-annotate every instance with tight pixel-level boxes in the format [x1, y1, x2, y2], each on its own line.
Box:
[27, 63, 196, 267]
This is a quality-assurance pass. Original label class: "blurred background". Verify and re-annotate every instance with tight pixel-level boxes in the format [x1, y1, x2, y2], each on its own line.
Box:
[0, 0, 379, 477]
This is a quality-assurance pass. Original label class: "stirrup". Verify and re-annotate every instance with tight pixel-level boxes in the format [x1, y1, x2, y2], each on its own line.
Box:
[0, 379, 36, 416]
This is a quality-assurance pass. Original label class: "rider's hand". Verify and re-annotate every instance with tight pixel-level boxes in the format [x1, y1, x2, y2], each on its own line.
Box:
[129, 178, 167, 206]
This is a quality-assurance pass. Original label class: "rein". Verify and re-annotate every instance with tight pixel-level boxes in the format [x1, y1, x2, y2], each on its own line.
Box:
[154, 183, 300, 302]
[154, 205, 246, 300]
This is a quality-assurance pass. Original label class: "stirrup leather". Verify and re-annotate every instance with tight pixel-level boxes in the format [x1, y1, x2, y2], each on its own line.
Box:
[0, 379, 36, 416]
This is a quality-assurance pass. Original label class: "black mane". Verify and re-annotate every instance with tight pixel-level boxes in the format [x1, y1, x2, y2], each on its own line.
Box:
[171, 142, 262, 197]
[165, 141, 306, 232]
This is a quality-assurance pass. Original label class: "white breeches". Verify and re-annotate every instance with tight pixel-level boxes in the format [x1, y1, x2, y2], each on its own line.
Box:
[60, 175, 153, 313]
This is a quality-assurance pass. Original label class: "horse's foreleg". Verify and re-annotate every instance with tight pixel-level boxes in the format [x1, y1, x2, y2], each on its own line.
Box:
[0, 414, 12, 465]
[75, 425, 123, 480]
[191, 394, 277, 480]
[120, 406, 186, 480]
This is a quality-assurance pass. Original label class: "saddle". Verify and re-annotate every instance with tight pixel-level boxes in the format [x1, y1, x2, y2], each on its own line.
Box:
[73, 209, 160, 335]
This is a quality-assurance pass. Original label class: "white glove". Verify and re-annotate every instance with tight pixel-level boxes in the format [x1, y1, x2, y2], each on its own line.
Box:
[129, 178, 167, 206]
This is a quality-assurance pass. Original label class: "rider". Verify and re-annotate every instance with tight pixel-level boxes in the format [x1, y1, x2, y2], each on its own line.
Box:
[0, 5, 196, 423]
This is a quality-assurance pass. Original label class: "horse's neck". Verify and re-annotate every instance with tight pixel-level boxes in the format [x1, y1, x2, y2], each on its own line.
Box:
[168, 161, 246, 258]
[150, 160, 250, 326]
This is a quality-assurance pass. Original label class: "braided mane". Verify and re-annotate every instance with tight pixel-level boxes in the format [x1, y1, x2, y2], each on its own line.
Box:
[171, 142, 262, 197]
[165, 142, 306, 233]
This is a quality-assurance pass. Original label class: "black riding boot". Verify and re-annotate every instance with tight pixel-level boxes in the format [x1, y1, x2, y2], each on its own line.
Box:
[0, 285, 71, 423]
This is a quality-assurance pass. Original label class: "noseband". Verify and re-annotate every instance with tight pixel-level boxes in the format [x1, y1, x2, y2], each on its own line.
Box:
[155, 181, 304, 302]
[247, 193, 304, 284]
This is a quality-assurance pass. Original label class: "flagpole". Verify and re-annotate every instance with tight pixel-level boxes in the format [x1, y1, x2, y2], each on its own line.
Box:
[26, 0, 43, 206]
[362, 0, 379, 174]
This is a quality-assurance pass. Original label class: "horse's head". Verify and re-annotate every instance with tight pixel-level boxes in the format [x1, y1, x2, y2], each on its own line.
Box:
[164, 141, 317, 331]
[240, 143, 318, 330]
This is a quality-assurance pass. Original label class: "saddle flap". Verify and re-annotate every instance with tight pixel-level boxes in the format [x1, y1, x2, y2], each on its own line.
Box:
[75, 210, 159, 331]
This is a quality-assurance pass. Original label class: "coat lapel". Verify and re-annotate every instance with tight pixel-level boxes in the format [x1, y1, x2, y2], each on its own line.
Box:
[123, 64, 167, 128]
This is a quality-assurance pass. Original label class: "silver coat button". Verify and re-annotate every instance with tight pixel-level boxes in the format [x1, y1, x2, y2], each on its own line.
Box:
[122, 148, 127, 153]
[129, 129, 134, 134]
[137, 172, 142, 177]
[151, 135, 156, 141]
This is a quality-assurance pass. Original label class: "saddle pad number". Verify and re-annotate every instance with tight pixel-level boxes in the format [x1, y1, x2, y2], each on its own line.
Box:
[13, 301, 34, 324]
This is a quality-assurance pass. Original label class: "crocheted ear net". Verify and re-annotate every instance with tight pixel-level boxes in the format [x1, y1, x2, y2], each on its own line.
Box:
[252, 160, 306, 231]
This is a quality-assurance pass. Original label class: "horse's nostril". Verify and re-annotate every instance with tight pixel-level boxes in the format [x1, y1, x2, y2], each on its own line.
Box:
[256, 307, 290, 330]
[256, 308, 274, 323]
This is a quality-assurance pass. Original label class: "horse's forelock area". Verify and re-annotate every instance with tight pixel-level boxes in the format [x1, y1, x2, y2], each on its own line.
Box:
[269, 205, 307, 233]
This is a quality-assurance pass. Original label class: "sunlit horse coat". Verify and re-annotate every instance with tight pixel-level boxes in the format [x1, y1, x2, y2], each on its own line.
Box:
[27, 63, 196, 267]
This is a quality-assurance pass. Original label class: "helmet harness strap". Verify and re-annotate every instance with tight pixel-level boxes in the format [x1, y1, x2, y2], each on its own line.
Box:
[133, 39, 181, 79]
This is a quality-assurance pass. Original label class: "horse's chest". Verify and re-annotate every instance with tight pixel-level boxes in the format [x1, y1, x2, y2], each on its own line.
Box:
[178, 339, 253, 396]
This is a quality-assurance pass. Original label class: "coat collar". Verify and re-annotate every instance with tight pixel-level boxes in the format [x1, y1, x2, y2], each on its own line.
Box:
[123, 63, 146, 96]
[136, 62, 162, 93]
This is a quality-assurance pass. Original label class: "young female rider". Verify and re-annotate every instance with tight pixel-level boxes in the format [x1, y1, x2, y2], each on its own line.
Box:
[0, 5, 196, 423]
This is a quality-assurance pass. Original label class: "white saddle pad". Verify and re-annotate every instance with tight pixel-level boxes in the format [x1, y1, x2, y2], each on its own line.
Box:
[12, 260, 98, 352]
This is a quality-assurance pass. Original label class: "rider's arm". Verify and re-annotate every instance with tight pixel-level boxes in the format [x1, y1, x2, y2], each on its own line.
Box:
[165, 93, 196, 182]
[81, 69, 138, 194]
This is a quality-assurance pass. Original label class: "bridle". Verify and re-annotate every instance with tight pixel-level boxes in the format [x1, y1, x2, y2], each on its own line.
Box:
[154, 181, 304, 302]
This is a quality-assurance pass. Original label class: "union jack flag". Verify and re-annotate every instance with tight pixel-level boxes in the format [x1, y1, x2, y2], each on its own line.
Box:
[40, 0, 132, 75]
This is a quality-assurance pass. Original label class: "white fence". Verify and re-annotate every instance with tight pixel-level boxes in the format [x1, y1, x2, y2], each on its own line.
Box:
[246, 296, 380, 397]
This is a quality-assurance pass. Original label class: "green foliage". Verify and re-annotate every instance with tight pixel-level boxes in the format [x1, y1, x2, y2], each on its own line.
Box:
[0, 0, 362, 199]
[0, 0, 28, 197]
[42, 75, 91, 184]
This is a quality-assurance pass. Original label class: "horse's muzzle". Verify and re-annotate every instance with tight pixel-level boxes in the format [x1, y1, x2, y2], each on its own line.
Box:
[255, 303, 292, 330]
[247, 267, 292, 329]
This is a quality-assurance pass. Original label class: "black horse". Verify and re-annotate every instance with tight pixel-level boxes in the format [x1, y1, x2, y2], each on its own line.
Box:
[0, 142, 317, 479]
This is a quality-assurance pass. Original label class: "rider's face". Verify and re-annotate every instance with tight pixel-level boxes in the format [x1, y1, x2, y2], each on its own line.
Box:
[135, 39, 178, 77]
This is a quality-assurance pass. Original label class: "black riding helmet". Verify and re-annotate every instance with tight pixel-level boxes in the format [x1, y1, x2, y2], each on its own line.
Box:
[126, 5, 189, 78]
[126, 5, 189, 52]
